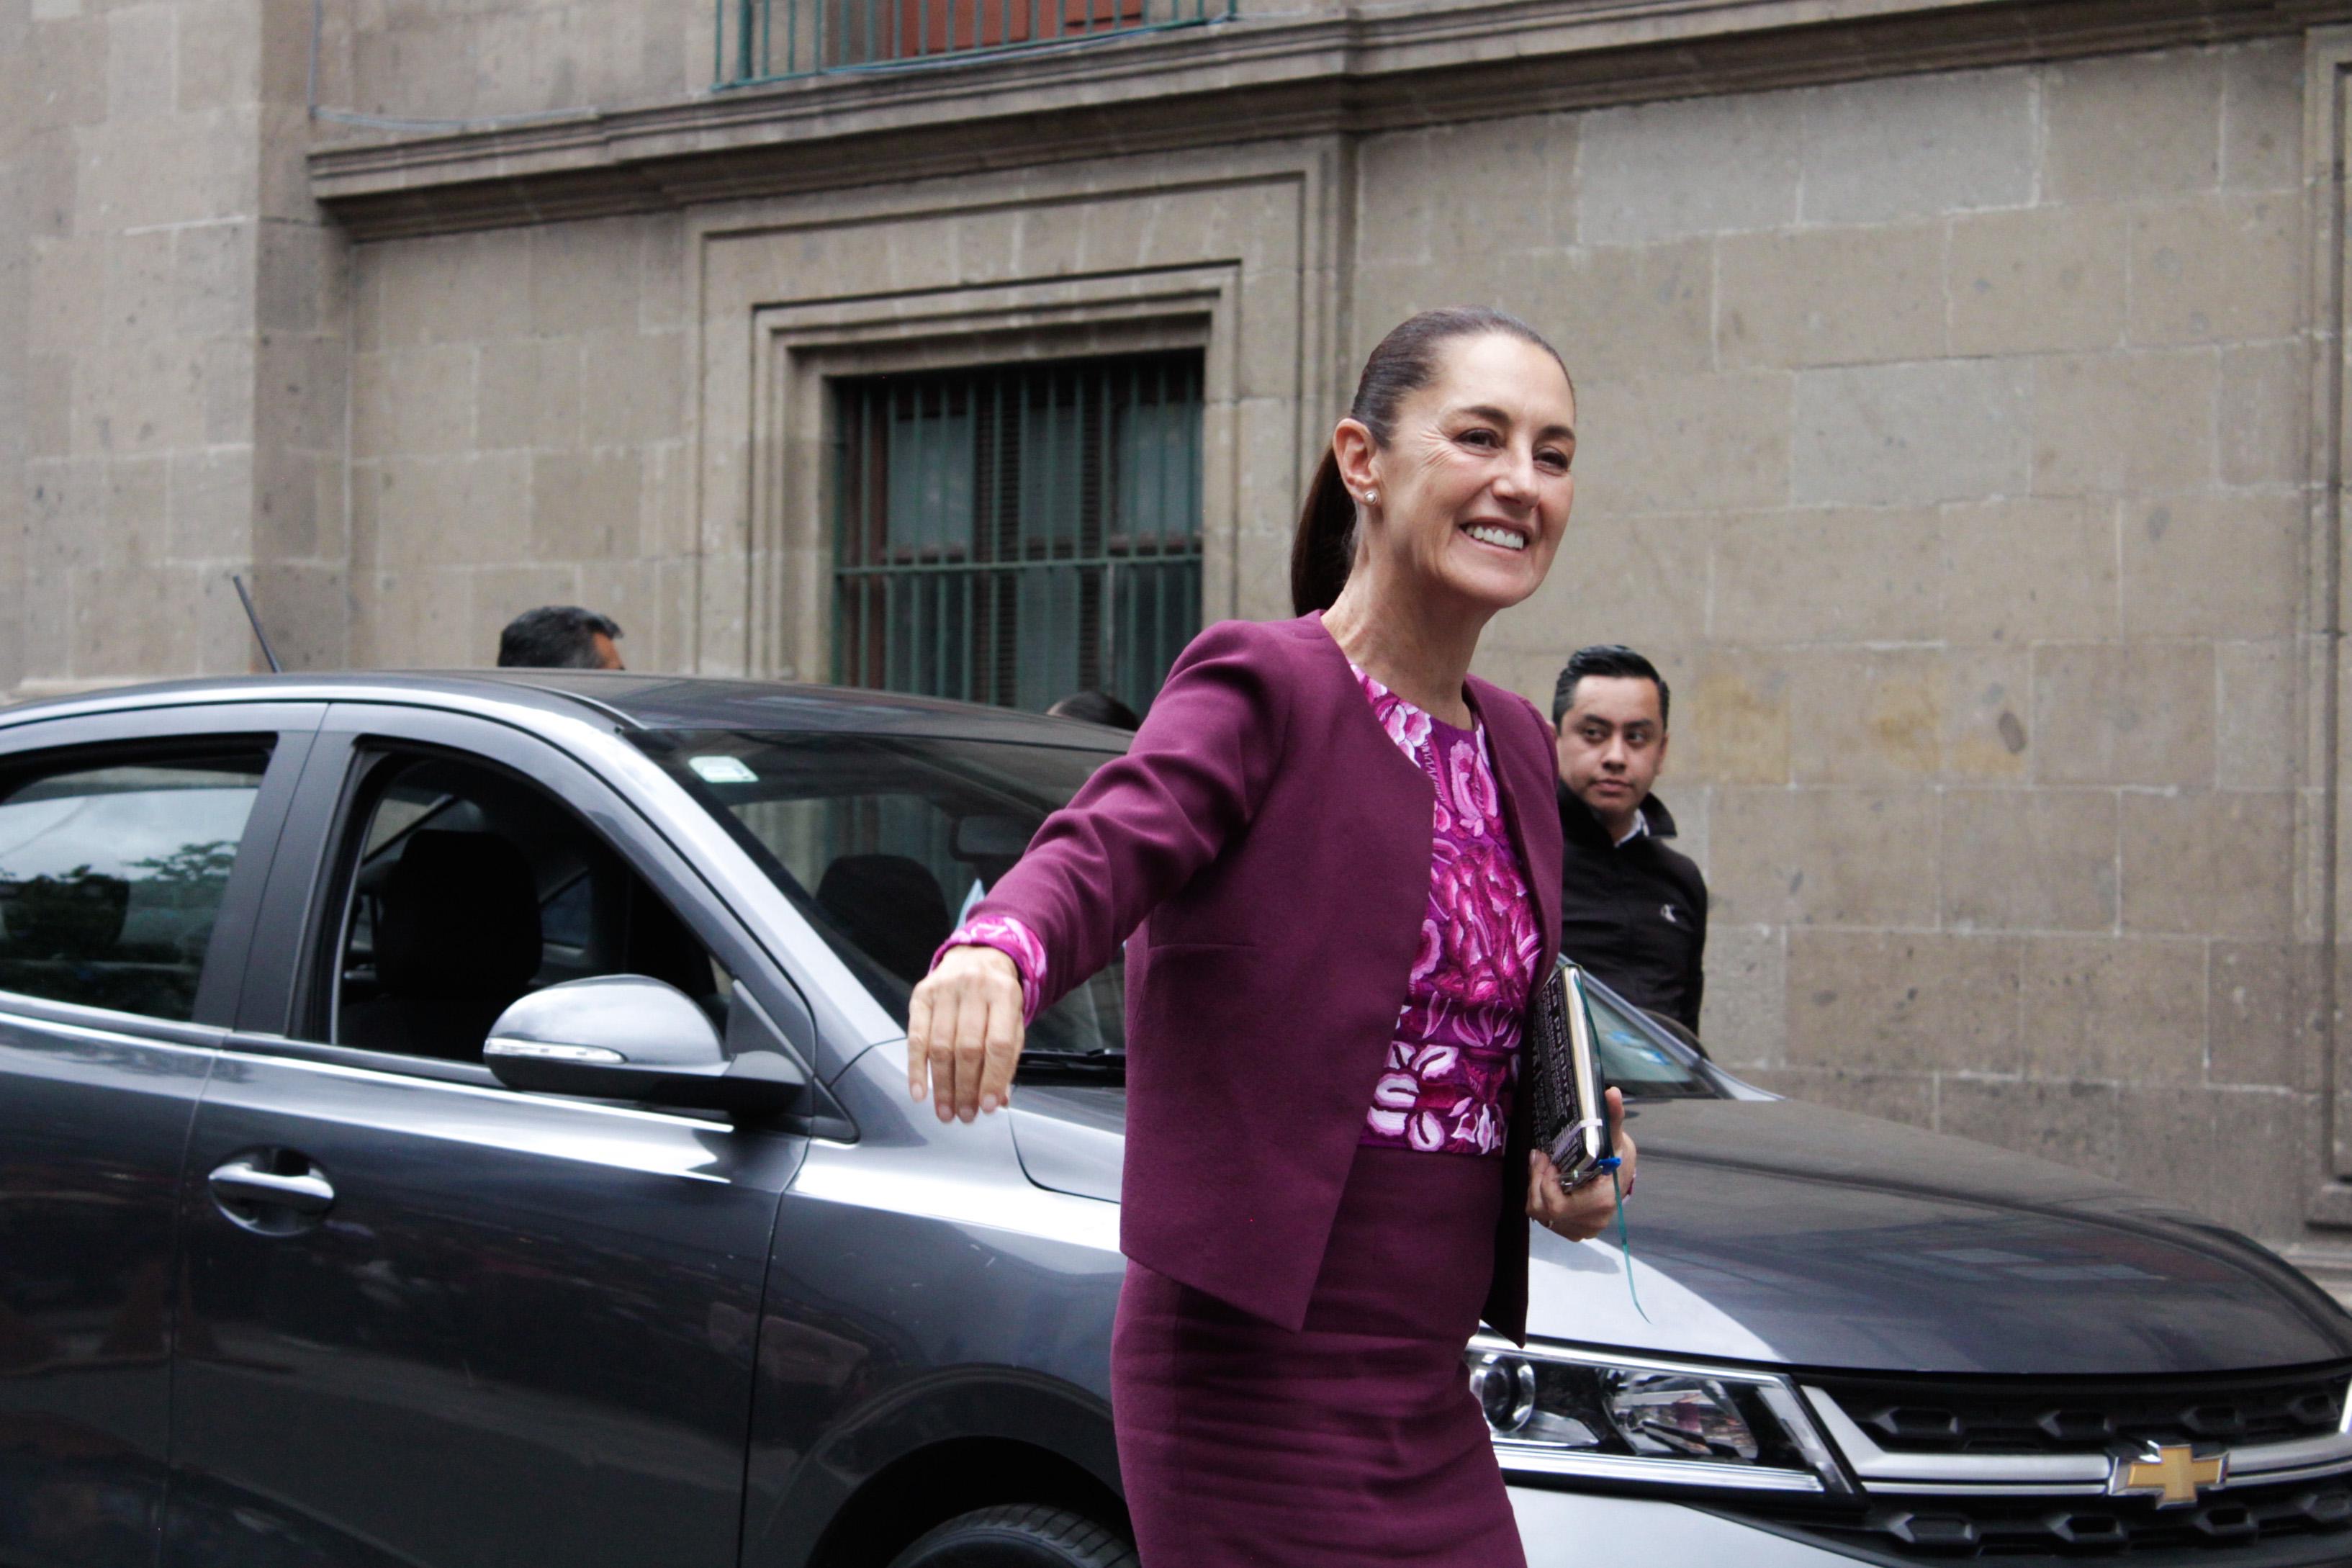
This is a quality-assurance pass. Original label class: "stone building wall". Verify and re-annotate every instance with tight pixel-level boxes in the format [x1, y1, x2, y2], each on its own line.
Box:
[4, 0, 2348, 1246]
[2, 0, 27, 698]
[346, 215, 697, 667]
[7, 0, 352, 690]
[338, 0, 709, 127]
[1357, 44, 2320, 1238]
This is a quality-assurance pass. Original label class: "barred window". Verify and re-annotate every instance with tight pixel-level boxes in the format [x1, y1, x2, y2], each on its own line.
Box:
[832, 351, 1204, 718]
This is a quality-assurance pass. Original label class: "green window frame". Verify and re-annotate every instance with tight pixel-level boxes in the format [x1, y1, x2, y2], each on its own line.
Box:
[831, 351, 1205, 718]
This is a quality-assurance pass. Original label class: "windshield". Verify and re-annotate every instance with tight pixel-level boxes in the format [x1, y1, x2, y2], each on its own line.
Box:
[642, 727, 1729, 1098]
[637, 731, 1127, 1059]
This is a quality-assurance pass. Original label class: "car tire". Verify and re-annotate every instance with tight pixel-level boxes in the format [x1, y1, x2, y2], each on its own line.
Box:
[887, 1503, 1138, 1568]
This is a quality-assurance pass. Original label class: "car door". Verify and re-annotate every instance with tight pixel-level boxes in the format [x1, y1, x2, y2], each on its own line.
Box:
[161, 703, 822, 1568]
[0, 703, 319, 1568]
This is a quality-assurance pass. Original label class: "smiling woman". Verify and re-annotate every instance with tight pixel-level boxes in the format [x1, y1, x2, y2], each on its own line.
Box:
[1292, 308, 1574, 661]
[907, 309, 1606, 1568]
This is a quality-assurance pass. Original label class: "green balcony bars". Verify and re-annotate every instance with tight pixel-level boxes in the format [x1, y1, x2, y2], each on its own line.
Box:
[832, 351, 1205, 720]
[717, 0, 1233, 86]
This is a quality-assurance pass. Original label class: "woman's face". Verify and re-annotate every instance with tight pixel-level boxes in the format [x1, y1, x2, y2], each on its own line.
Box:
[1345, 332, 1576, 614]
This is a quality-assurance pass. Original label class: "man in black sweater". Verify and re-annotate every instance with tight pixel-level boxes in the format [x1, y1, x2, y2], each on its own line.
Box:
[1552, 645, 1708, 1033]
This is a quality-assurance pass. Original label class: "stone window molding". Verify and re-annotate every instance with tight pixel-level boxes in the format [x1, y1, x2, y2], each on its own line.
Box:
[736, 270, 1239, 685]
[682, 147, 1342, 687]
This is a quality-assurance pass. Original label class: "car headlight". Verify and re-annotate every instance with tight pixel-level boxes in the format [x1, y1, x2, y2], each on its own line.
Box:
[1464, 1336, 1852, 1495]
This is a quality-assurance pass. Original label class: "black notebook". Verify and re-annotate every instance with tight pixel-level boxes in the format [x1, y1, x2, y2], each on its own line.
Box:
[1525, 960, 1615, 1186]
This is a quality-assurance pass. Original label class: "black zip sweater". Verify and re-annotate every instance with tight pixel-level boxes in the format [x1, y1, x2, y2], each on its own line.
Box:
[1556, 786, 1709, 1031]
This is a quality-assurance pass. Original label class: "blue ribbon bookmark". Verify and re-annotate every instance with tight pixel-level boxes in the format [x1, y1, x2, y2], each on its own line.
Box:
[1595, 1155, 1650, 1323]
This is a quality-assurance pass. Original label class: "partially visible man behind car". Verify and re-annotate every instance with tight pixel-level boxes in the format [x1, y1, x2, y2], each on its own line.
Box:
[1552, 644, 1707, 1032]
[497, 604, 626, 670]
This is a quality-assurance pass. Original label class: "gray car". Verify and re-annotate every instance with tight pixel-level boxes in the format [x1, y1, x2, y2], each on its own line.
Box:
[4, 671, 2351, 1568]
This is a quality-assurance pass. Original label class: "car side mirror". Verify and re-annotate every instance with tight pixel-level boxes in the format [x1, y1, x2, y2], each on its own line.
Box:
[483, 975, 806, 1116]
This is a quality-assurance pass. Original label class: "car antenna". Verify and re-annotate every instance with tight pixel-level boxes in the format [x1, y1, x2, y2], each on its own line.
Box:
[230, 573, 283, 674]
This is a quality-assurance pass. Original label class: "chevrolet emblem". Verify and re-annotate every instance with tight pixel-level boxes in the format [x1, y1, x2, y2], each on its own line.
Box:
[2108, 1443, 2227, 1508]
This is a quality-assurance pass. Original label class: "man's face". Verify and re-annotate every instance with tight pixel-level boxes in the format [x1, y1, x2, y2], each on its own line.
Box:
[1555, 675, 1667, 820]
[590, 631, 626, 671]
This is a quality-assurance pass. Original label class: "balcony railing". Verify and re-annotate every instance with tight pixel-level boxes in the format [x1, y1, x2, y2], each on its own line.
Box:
[716, 0, 1233, 86]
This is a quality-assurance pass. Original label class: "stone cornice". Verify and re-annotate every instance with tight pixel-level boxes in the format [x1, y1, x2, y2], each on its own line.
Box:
[310, 0, 2349, 238]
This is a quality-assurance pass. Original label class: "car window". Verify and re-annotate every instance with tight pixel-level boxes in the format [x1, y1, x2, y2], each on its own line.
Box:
[639, 731, 1124, 1058]
[317, 752, 731, 1063]
[0, 744, 272, 1022]
[1583, 980, 1721, 1100]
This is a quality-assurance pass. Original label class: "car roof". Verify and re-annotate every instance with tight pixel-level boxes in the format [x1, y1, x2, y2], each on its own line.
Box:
[0, 670, 1131, 749]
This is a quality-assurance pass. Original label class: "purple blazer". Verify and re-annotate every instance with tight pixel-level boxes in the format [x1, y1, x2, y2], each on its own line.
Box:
[966, 613, 1564, 1339]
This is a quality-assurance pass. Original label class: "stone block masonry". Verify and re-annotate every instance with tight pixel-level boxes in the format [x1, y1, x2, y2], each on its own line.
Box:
[1440, 33, 2325, 1241]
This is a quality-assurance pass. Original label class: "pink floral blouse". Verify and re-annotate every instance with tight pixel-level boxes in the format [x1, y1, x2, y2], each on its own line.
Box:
[1350, 664, 1541, 1157]
[934, 666, 1540, 1159]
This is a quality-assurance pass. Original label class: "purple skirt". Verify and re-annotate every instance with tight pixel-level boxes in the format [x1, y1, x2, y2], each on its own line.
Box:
[1111, 1144, 1526, 1568]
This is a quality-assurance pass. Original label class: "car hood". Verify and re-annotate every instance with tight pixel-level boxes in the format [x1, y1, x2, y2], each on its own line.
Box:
[1009, 1089, 2352, 1375]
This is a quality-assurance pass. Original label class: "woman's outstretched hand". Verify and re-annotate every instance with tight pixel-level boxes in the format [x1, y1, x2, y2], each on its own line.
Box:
[907, 944, 1027, 1122]
[1526, 1087, 1636, 1242]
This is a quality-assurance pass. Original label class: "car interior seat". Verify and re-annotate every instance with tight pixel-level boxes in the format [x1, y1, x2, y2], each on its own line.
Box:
[341, 829, 542, 1061]
[816, 853, 951, 985]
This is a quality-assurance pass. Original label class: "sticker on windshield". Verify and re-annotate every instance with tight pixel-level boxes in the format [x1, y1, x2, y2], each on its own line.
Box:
[688, 755, 759, 785]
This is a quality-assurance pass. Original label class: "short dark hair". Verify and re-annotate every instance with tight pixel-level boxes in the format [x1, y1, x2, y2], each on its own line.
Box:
[497, 605, 623, 670]
[1552, 644, 1669, 730]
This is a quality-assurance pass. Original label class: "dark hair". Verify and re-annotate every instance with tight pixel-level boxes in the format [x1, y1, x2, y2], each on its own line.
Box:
[1291, 307, 1572, 616]
[1046, 690, 1143, 730]
[497, 605, 624, 670]
[1551, 644, 1670, 730]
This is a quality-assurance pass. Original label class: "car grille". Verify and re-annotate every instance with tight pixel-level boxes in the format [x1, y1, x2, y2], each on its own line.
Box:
[1748, 1477, 2352, 1557]
[1807, 1367, 2352, 1456]
[1730, 1366, 2352, 1560]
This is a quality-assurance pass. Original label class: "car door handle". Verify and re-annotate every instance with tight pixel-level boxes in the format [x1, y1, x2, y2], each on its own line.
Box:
[208, 1158, 335, 1215]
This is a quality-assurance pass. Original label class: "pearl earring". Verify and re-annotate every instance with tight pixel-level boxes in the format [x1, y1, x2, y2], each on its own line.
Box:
[1364, 489, 1377, 505]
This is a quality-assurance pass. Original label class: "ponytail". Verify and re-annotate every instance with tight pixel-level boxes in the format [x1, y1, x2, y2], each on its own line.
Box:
[1291, 449, 1358, 616]
[1289, 307, 1570, 618]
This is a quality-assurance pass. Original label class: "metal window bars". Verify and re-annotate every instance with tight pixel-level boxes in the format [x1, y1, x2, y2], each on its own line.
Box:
[831, 351, 1205, 721]
[717, 0, 1233, 86]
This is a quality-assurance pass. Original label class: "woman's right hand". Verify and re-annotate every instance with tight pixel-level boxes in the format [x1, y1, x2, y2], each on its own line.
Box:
[1528, 1088, 1636, 1241]
[907, 944, 1027, 1123]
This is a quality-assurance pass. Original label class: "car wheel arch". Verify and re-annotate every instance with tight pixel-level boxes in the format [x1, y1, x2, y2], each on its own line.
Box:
[749, 1374, 1125, 1568]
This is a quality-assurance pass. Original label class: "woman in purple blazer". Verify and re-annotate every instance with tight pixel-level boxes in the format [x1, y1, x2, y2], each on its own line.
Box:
[910, 307, 1638, 1567]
